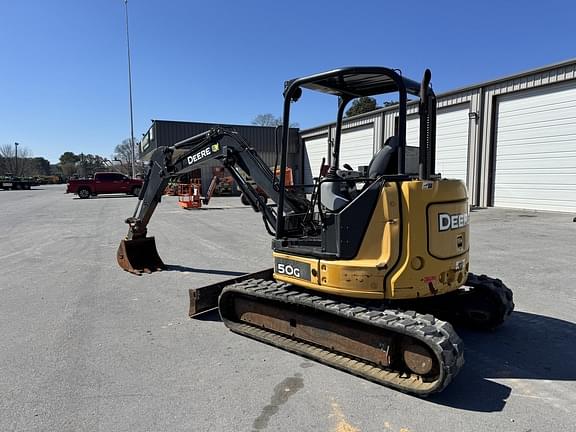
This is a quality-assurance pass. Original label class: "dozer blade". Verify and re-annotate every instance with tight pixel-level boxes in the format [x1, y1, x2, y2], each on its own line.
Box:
[188, 268, 273, 317]
[117, 237, 166, 275]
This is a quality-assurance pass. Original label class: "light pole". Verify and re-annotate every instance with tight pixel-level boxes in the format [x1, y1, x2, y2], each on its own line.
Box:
[123, 0, 136, 178]
[14, 142, 19, 176]
[80, 153, 85, 178]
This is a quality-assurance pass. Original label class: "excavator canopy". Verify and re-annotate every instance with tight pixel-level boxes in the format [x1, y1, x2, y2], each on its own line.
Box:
[295, 67, 422, 98]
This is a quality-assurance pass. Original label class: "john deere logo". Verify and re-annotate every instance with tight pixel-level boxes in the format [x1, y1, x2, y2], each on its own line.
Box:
[438, 212, 469, 232]
[211, 143, 220, 152]
[187, 146, 212, 165]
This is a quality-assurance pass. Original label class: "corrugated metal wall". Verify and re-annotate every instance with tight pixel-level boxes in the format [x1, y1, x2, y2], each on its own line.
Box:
[141, 120, 301, 193]
[301, 58, 576, 209]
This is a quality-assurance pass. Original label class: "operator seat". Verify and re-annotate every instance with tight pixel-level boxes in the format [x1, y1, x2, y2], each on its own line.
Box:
[320, 136, 400, 212]
[367, 136, 400, 177]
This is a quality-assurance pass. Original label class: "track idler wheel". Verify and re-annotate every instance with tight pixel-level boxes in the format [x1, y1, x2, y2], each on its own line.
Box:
[117, 237, 166, 275]
[401, 341, 435, 376]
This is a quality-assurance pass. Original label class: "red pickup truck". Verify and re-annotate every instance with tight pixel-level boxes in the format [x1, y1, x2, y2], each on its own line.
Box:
[66, 172, 143, 199]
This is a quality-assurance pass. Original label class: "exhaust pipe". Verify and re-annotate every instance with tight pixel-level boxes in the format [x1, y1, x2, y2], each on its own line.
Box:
[117, 236, 166, 275]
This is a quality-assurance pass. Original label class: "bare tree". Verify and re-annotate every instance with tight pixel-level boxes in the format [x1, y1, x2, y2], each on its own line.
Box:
[252, 114, 299, 128]
[77, 154, 107, 177]
[113, 138, 144, 176]
[252, 114, 281, 126]
[0, 143, 32, 176]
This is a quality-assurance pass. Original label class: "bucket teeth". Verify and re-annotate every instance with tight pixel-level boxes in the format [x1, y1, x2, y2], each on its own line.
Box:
[117, 237, 166, 275]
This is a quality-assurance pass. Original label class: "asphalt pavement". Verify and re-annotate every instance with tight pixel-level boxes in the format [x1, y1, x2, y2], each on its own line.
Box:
[1, 185, 575, 431]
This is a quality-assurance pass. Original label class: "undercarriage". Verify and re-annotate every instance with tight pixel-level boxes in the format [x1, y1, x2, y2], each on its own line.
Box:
[189, 272, 513, 396]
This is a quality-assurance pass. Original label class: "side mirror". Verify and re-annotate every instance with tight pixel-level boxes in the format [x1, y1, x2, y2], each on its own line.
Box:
[291, 87, 302, 102]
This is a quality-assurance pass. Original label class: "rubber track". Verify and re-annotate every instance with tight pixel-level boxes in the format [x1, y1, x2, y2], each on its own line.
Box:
[219, 278, 465, 396]
[464, 273, 514, 328]
[394, 273, 515, 331]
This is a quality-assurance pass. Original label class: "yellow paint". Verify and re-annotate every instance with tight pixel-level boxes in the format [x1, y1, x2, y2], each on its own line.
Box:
[383, 421, 411, 432]
[274, 179, 470, 301]
[388, 179, 469, 299]
[330, 399, 360, 432]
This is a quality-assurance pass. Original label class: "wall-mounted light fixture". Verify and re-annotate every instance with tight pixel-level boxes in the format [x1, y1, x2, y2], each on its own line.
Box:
[468, 111, 479, 121]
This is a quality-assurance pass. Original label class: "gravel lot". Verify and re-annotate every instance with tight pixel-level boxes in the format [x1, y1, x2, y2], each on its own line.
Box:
[1, 185, 575, 432]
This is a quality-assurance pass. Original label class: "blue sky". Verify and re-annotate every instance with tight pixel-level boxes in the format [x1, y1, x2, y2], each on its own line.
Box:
[0, 0, 574, 163]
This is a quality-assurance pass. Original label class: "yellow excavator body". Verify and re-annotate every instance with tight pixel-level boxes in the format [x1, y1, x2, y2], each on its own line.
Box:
[273, 179, 469, 300]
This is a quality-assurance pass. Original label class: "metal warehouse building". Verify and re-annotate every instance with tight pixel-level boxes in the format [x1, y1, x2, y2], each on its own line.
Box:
[302, 59, 576, 213]
[140, 120, 301, 192]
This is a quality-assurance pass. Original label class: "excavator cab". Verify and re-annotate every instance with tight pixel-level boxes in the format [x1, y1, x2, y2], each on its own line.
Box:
[268, 68, 461, 297]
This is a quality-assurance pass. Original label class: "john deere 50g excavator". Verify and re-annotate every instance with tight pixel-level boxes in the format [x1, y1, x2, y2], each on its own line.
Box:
[117, 67, 513, 396]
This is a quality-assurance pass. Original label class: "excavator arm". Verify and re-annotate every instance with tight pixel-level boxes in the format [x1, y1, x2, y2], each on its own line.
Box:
[117, 127, 309, 274]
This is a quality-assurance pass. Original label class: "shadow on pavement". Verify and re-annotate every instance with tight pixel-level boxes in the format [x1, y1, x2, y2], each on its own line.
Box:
[199, 206, 252, 210]
[72, 195, 136, 200]
[180, 206, 251, 211]
[429, 311, 576, 412]
[166, 265, 246, 277]
[1, 188, 45, 191]
[193, 308, 221, 322]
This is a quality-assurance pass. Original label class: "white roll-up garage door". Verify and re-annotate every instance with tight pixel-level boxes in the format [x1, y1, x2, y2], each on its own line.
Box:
[405, 105, 470, 183]
[494, 81, 576, 212]
[339, 124, 374, 171]
[435, 106, 470, 182]
[406, 114, 420, 147]
[303, 134, 329, 185]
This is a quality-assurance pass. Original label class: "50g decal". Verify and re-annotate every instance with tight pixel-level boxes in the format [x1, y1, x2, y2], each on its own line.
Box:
[275, 258, 311, 281]
[277, 263, 301, 278]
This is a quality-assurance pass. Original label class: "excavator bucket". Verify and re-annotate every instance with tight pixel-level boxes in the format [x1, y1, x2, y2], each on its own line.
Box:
[117, 237, 166, 275]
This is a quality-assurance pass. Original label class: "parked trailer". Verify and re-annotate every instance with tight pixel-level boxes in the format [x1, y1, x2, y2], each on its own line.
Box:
[1, 176, 35, 190]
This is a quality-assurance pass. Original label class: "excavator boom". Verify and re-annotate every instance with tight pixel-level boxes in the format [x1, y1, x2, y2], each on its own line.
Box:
[118, 127, 309, 274]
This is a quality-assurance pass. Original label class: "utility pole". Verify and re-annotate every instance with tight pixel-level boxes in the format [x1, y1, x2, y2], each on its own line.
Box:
[124, 0, 136, 178]
[14, 142, 19, 176]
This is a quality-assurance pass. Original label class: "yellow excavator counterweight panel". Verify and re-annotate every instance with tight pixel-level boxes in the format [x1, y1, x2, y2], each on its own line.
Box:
[273, 179, 469, 300]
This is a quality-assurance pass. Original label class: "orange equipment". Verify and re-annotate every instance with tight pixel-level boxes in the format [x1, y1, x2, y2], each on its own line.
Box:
[177, 180, 202, 209]
[274, 167, 293, 186]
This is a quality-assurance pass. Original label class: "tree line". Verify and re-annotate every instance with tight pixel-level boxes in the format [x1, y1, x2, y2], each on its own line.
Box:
[59, 139, 139, 178]
[0, 139, 140, 179]
[4, 108, 391, 179]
